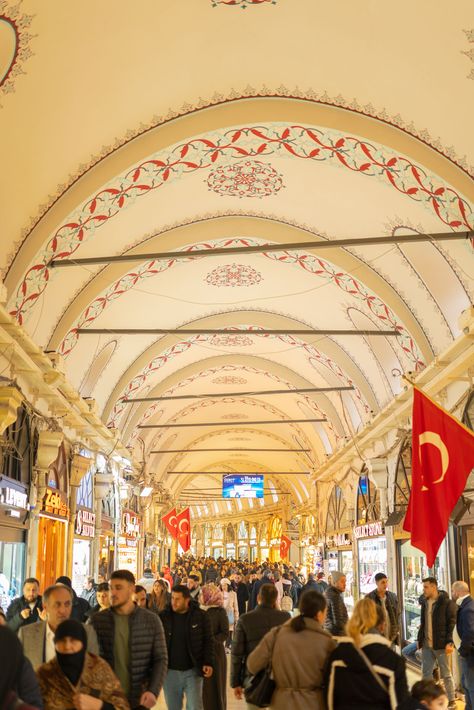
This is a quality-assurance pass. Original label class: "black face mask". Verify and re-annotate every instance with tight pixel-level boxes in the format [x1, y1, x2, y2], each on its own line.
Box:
[56, 648, 86, 686]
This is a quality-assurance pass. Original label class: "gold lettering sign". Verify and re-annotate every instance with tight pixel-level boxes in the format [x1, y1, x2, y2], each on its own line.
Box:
[42, 487, 68, 518]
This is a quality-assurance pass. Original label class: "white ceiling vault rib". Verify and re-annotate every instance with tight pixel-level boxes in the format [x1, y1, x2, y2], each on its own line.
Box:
[1, 1, 473, 515]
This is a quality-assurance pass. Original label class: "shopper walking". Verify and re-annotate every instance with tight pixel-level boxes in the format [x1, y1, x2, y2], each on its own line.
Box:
[366, 572, 400, 645]
[220, 578, 238, 649]
[452, 580, 474, 709]
[36, 618, 130, 710]
[234, 574, 249, 617]
[80, 577, 97, 608]
[55, 577, 90, 623]
[200, 584, 229, 710]
[324, 571, 348, 637]
[0, 626, 39, 710]
[418, 577, 457, 709]
[91, 570, 168, 709]
[326, 597, 409, 710]
[231, 583, 290, 704]
[137, 568, 155, 594]
[18, 583, 99, 669]
[149, 579, 171, 614]
[133, 585, 148, 608]
[187, 575, 201, 605]
[6, 578, 43, 633]
[85, 581, 111, 620]
[159, 584, 214, 710]
[247, 589, 336, 710]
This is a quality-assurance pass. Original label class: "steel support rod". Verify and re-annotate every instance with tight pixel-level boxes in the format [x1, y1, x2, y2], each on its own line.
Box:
[76, 328, 400, 336]
[139, 418, 326, 429]
[126, 385, 354, 403]
[49, 231, 472, 267]
[170, 472, 309, 475]
[150, 448, 311, 453]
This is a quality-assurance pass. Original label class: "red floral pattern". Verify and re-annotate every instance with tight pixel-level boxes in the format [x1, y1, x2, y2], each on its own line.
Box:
[12, 124, 473, 326]
[207, 160, 283, 198]
[212, 0, 275, 6]
[205, 263, 263, 287]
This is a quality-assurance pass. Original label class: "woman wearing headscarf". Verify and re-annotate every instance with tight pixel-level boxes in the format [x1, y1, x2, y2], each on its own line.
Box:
[200, 584, 229, 710]
[36, 619, 130, 710]
[148, 579, 171, 614]
[219, 578, 238, 650]
[0, 626, 39, 710]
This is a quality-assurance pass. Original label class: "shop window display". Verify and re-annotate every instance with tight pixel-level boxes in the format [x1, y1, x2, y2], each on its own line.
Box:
[358, 536, 387, 595]
[0, 540, 25, 609]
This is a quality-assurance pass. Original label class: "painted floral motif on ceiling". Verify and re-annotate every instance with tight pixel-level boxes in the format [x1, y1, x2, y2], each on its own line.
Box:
[206, 159, 284, 198]
[221, 413, 248, 419]
[463, 30, 474, 79]
[209, 333, 253, 347]
[12, 124, 473, 326]
[212, 0, 276, 6]
[212, 375, 248, 384]
[58, 236, 422, 371]
[205, 263, 263, 287]
[0, 1, 35, 103]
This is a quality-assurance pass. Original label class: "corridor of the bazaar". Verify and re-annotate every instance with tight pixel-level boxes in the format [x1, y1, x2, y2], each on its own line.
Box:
[0, 1, 473, 709]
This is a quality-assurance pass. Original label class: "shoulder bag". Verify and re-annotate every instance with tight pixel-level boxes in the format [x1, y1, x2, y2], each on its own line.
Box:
[354, 644, 389, 695]
[244, 626, 282, 707]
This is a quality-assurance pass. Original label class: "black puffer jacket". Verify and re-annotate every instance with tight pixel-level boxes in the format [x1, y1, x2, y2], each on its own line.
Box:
[324, 585, 348, 637]
[6, 596, 43, 633]
[417, 590, 457, 650]
[91, 605, 168, 707]
[366, 589, 400, 643]
[159, 605, 214, 675]
[230, 604, 290, 687]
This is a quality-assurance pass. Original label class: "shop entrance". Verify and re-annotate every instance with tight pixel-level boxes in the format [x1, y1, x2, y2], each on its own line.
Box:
[36, 516, 66, 590]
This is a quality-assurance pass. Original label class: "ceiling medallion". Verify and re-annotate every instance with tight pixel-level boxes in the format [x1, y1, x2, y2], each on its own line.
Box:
[209, 333, 253, 347]
[212, 376, 248, 384]
[206, 159, 284, 198]
[212, 0, 276, 7]
[205, 263, 263, 287]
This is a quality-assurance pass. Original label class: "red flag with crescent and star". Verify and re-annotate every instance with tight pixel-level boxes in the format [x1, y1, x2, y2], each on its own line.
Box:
[176, 507, 191, 553]
[280, 534, 291, 560]
[403, 387, 474, 567]
[162, 507, 178, 540]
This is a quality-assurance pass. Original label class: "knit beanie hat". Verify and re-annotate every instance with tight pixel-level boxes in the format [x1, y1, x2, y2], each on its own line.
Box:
[331, 571, 345, 585]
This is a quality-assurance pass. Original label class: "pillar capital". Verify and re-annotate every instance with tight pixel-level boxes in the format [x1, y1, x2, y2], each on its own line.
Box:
[0, 386, 23, 436]
[36, 430, 64, 470]
[71, 453, 91, 487]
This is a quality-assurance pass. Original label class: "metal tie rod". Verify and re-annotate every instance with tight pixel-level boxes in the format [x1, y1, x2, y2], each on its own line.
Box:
[139, 417, 326, 429]
[150, 448, 311, 453]
[49, 231, 473, 267]
[77, 328, 400, 336]
[170, 471, 310, 475]
[127, 385, 354, 403]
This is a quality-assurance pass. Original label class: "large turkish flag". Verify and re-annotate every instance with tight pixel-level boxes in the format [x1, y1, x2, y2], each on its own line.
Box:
[176, 508, 191, 553]
[280, 534, 291, 560]
[162, 508, 178, 539]
[403, 387, 474, 566]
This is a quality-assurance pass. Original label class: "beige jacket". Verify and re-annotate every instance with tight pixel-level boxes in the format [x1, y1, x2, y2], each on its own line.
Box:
[18, 620, 99, 670]
[247, 617, 336, 710]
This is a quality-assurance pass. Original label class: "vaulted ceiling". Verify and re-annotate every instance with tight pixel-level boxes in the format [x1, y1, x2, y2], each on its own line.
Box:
[1, 0, 473, 518]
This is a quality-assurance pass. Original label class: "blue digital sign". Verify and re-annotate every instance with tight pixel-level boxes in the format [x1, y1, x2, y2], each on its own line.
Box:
[222, 474, 264, 499]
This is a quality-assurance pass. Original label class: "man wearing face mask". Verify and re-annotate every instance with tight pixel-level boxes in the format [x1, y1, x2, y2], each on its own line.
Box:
[36, 619, 129, 710]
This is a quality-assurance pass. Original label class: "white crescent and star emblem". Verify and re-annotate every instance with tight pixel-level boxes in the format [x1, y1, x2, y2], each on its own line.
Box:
[178, 519, 190, 533]
[168, 515, 177, 528]
[419, 430, 450, 491]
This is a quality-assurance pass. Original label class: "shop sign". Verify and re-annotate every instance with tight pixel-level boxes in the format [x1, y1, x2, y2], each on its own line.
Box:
[41, 487, 68, 518]
[0, 480, 27, 510]
[354, 521, 384, 539]
[75, 508, 96, 538]
[326, 533, 352, 548]
[121, 510, 140, 539]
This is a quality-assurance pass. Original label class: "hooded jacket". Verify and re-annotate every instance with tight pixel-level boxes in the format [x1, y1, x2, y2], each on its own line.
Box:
[417, 590, 457, 650]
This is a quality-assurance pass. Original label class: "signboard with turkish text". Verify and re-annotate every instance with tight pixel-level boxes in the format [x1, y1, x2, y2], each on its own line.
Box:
[0, 478, 28, 510]
[121, 510, 140, 539]
[75, 507, 96, 538]
[41, 487, 68, 519]
[325, 532, 352, 548]
[353, 521, 384, 539]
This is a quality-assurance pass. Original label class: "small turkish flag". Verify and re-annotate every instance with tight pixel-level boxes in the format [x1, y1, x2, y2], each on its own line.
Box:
[403, 387, 474, 567]
[280, 534, 291, 560]
[162, 508, 178, 540]
[176, 508, 191, 553]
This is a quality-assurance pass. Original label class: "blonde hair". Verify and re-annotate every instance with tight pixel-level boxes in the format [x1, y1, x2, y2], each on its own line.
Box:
[347, 598, 378, 646]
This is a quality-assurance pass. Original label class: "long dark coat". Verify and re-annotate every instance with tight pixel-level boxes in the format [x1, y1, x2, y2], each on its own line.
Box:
[202, 606, 229, 710]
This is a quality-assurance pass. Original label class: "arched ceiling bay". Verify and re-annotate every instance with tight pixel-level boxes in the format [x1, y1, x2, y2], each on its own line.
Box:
[1, 0, 473, 515]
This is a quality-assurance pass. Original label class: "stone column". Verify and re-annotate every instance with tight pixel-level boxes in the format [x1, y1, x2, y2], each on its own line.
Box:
[92, 473, 114, 579]
[367, 458, 389, 522]
[66, 454, 92, 578]
[27, 431, 64, 578]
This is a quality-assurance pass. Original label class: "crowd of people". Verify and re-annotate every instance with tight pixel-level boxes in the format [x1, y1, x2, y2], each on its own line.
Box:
[0, 555, 473, 710]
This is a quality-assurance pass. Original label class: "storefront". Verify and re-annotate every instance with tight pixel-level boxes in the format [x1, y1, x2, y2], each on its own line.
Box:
[269, 517, 282, 562]
[237, 521, 249, 560]
[98, 485, 116, 580]
[37, 486, 69, 589]
[259, 521, 269, 560]
[325, 485, 355, 611]
[249, 525, 257, 562]
[117, 509, 141, 576]
[72, 465, 95, 594]
[355, 473, 387, 596]
[0, 404, 34, 609]
[203, 523, 211, 558]
[0, 476, 29, 610]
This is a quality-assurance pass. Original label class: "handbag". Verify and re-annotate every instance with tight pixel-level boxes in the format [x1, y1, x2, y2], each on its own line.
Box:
[244, 627, 282, 707]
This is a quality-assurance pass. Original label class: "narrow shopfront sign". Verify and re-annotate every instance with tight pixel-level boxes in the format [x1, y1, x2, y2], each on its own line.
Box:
[75, 508, 96, 538]
[120, 510, 140, 547]
[354, 521, 384, 539]
[41, 487, 68, 519]
[326, 533, 352, 547]
[0, 480, 28, 510]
